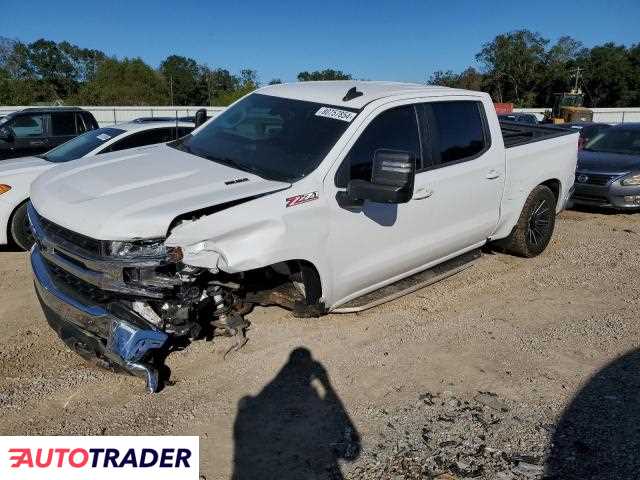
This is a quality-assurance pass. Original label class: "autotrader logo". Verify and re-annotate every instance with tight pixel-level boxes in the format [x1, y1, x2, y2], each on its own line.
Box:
[1, 436, 199, 480]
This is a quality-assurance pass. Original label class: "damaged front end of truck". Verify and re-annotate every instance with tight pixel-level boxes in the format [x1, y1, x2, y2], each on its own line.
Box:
[28, 202, 323, 392]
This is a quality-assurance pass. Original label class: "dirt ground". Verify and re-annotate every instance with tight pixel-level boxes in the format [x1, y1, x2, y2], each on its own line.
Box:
[1, 208, 640, 479]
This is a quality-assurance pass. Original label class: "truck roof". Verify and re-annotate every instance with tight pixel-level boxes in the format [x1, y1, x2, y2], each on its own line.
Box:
[257, 81, 481, 109]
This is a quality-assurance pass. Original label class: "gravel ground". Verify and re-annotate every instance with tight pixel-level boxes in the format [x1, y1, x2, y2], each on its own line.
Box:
[1, 209, 640, 479]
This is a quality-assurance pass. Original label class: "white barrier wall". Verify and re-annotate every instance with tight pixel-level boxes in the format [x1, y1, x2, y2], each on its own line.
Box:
[1, 105, 640, 126]
[514, 107, 640, 123]
[0, 106, 226, 126]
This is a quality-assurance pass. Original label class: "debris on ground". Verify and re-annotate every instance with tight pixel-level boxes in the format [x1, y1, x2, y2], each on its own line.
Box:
[347, 391, 551, 480]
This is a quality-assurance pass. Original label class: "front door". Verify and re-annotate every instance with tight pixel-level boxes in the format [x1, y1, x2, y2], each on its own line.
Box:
[326, 103, 429, 305]
[4, 113, 48, 158]
[326, 98, 504, 308]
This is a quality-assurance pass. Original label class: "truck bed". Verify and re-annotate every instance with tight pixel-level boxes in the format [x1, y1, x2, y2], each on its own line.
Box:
[500, 121, 576, 148]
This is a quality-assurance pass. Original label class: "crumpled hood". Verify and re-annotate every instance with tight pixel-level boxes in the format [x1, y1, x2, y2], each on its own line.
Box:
[0, 156, 51, 178]
[30, 144, 291, 240]
[577, 150, 640, 174]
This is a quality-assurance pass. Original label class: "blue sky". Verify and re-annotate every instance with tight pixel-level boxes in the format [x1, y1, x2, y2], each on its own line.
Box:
[1, 0, 638, 83]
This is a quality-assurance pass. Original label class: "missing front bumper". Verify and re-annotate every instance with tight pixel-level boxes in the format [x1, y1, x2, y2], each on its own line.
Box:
[31, 247, 168, 392]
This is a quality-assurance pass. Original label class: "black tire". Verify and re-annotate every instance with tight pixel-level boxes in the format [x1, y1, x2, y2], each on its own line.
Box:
[10, 202, 35, 251]
[494, 185, 556, 258]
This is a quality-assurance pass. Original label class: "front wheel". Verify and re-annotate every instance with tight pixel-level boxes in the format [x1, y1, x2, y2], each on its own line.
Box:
[10, 202, 35, 251]
[494, 185, 557, 258]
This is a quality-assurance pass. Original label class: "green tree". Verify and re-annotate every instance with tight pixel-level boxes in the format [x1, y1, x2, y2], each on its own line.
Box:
[212, 68, 259, 106]
[160, 55, 203, 105]
[579, 43, 635, 107]
[476, 30, 548, 105]
[427, 70, 459, 87]
[297, 69, 352, 81]
[428, 68, 484, 91]
[536, 36, 586, 107]
[629, 43, 640, 104]
[70, 57, 168, 105]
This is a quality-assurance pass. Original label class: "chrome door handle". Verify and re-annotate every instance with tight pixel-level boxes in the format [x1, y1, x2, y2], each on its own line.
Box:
[486, 170, 500, 180]
[413, 187, 434, 200]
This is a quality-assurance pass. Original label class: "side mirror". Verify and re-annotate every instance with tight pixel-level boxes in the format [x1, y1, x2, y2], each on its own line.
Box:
[194, 108, 207, 128]
[347, 149, 416, 204]
[0, 126, 13, 143]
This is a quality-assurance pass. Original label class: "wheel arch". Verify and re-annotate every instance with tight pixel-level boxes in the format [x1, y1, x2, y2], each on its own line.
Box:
[6, 197, 30, 247]
[245, 258, 326, 317]
[540, 178, 561, 206]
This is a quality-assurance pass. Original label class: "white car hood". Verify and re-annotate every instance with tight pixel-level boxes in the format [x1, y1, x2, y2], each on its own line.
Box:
[30, 145, 291, 240]
[0, 156, 51, 177]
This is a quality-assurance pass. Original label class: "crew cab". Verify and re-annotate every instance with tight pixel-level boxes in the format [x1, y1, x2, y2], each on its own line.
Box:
[0, 107, 99, 160]
[28, 82, 578, 392]
[0, 120, 194, 250]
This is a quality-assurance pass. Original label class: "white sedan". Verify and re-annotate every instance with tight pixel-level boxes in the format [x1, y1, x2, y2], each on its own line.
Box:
[0, 120, 194, 250]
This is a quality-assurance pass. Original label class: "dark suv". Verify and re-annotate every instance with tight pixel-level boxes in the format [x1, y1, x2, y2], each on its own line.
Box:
[0, 107, 99, 160]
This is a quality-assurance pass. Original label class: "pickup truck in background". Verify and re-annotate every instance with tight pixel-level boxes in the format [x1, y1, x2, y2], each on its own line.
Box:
[28, 82, 578, 391]
[0, 107, 99, 160]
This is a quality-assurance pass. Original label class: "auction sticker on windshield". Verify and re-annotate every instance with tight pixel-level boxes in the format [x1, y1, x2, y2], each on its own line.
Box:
[96, 134, 112, 141]
[315, 107, 357, 122]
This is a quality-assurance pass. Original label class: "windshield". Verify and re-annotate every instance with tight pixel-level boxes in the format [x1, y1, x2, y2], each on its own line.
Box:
[585, 129, 640, 155]
[42, 127, 125, 162]
[172, 93, 358, 182]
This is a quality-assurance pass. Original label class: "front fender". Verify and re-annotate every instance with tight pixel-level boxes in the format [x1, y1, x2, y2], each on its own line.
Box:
[164, 188, 331, 293]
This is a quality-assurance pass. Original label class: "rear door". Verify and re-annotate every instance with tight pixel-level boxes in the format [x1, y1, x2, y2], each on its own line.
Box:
[411, 98, 504, 258]
[49, 111, 80, 148]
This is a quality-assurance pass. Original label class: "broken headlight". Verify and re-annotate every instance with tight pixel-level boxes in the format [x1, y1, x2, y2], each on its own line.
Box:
[106, 239, 182, 262]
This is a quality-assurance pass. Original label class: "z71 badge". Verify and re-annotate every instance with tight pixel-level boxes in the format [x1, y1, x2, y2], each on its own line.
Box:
[286, 192, 319, 207]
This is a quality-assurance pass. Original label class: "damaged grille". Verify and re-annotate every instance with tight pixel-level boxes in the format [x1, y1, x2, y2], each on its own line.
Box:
[32, 210, 103, 257]
[42, 256, 111, 304]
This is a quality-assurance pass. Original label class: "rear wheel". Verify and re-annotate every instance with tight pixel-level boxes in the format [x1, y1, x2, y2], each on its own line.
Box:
[10, 202, 35, 251]
[494, 185, 556, 258]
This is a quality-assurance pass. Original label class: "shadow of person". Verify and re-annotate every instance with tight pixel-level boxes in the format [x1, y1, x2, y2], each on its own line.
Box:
[546, 348, 640, 479]
[231, 347, 360, 480]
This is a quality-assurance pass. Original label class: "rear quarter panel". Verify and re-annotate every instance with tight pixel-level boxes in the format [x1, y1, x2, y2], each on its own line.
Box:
[492, 132, 578, 240]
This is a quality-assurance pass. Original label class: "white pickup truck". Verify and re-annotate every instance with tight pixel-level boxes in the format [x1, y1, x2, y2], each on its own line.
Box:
[28, 82, 578, 391]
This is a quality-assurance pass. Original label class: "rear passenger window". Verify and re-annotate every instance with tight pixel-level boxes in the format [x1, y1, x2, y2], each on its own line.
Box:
[178, 127, 194, 137]
[81, 112, 98, 130]
[75, 113, 88, 134]
[108, 128, 177, 153]
[424, 101, 487, 165]
[336, 105, 420, 187]
[51, 112, 77, 136]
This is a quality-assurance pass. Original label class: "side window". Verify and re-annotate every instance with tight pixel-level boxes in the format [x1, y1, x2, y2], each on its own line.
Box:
[51, 112, 78, 136]
[423, 101, 487, 166]
[75, 113, 88, 134]
[9, 114, 45, 138]
[178, 127, 194, 138]
[81, 112, 98, 130]
[107, 128, 175, 153]
[336, 105, 420, 188]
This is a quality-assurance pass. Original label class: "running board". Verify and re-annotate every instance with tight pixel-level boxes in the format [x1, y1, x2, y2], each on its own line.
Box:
[332, 250, 481, 314]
